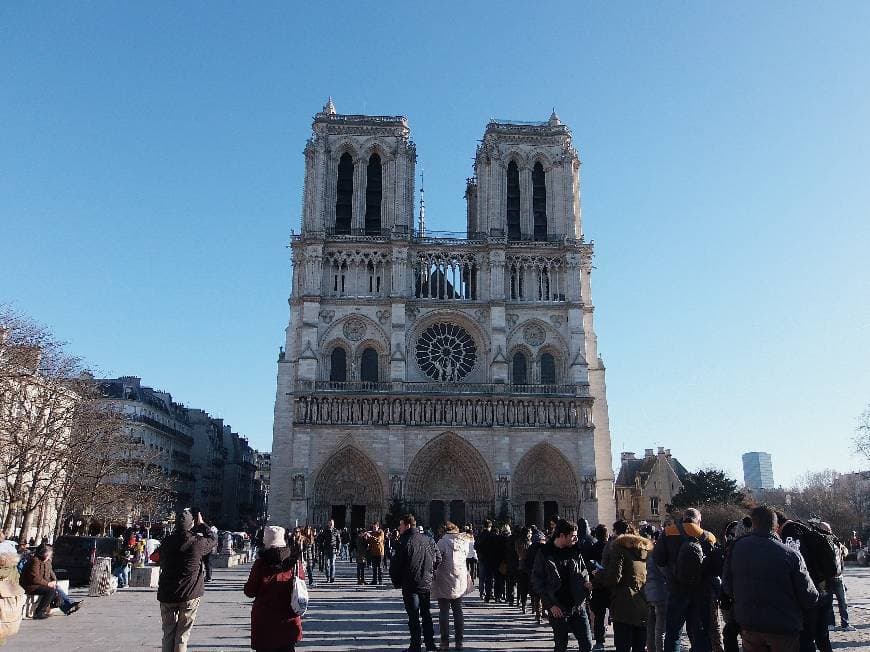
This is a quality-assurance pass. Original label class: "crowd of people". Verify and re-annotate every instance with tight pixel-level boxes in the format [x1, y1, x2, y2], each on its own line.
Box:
[1, 502, 855, 652]
[231, 505, 856, 652]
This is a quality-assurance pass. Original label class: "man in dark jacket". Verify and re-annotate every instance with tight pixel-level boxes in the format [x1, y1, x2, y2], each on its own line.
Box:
[318, 519, 341, 583]
[653, 508, 717, 652]
[723, 506, 818, 652]
[20, 545, 81, 618]
[531, 519, 594, 652]
[158, 508, 217, 652]
[474, 519, 499, 602]
[390, 514, 436, 652]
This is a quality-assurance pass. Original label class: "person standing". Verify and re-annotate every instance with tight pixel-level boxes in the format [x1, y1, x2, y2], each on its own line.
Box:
[598, 524, 651, 652]
[243, 525, 303, 652]
[365, 522, 386, 585]
[723, 506, 818, 652]
[431, 522, 473, 651]
[319, 520, 341, 583]
[653, 508, 717, 652]
[474, 520, 498, 602]
[531, 519, 594, 652]
[157, 508, 217, 652]
[644, 533, 668, 652]
[203, 523, 218, 583]
[390, 514, 437, 652]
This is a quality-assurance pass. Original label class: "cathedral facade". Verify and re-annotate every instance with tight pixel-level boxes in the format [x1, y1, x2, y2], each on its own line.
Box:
[270, 100, 615, 530]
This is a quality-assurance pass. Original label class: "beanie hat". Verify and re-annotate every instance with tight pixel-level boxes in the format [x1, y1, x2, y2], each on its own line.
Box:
[263, 526, 286, 549]
[176, 508, 194, 532]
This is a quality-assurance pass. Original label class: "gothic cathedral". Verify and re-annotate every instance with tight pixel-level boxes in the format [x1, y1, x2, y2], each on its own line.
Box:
[270, 100, 615, 530]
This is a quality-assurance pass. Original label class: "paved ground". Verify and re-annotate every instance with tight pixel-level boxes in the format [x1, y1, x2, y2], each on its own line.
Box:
[7, 560, 869, 651]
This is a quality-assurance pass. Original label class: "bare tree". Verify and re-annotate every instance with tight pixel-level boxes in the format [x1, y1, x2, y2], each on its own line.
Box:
[856, 406, 870, 462]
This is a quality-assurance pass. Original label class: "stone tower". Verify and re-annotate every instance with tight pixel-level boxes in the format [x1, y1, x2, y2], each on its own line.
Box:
[270, 101, 615, 529]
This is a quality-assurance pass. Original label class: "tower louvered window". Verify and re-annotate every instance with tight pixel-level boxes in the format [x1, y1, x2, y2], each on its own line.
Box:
[506, 161, 521, 240]
[329, 347, 347, 383]
[533, 162, 547, 241]
[365, 153, 382, 235]
[540, 352, 556, 384]
[513, 351, 528, 385]
[335, 153, 353, 234]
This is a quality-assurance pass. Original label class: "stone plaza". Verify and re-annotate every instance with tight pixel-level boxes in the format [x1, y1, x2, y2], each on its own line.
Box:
[7, 560, 870, 651]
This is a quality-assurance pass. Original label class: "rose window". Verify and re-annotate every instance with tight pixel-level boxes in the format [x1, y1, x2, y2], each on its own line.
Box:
[415, 323, 477, 382]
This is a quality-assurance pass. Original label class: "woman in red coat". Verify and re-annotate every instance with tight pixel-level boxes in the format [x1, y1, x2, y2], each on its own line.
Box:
[243, 526, 303, 652]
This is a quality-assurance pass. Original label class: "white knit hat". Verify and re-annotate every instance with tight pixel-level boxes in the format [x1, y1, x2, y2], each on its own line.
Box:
[263, 526, 286, 549]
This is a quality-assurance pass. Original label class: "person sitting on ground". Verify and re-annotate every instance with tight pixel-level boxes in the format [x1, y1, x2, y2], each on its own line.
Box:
[20, 544, 82, 618]
[244, 525, 303, 652]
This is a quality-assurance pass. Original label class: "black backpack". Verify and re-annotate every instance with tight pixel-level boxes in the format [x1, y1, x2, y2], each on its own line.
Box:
[674, 521, 705, 586]
[780, 520, 841, 585]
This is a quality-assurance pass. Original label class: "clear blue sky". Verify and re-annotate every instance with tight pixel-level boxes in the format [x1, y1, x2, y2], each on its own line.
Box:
[2, 3, 868, 486]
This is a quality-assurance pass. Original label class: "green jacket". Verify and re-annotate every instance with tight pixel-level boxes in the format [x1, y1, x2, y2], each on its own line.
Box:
[601, 534, 652, 626]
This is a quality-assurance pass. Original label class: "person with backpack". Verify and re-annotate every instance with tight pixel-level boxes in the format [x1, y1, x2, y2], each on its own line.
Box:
[653, 508, 717, 652]
[723, 506, 818, 652]
[779, 518, 839, 652]
[243, 525, 303, 652]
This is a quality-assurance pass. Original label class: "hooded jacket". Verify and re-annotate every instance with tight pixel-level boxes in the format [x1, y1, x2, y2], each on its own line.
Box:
[653, 521, 716, 593]
[243, 546, 303, 649]
[157, 523, 217, 603]
[601, 534, 652, 626]
[531, 539, 591, 612]
[432, 531, 472, 600]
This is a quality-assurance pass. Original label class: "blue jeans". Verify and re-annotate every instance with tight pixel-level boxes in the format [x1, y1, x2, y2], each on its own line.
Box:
[31, 585, 73, 615]
[324, 555, 336, 582]
[402, 589, 435, 651]
[830, 576, 849, 626]
[665, 590, 711, 652]
[114, 564, 130, 588]
[306, 558, 315, 585]
[549, 607, 593, 652]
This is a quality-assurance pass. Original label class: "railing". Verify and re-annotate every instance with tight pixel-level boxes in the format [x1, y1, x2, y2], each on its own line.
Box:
[302, 380, 586, 397]
[290, 229, 583, 248]
[325, 227, 393, 237]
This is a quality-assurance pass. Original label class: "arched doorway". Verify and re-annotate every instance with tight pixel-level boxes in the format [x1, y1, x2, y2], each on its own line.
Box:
[405, 432, 494, 527]
[513, 443, 580, 526]
[312, 446, 384, 528]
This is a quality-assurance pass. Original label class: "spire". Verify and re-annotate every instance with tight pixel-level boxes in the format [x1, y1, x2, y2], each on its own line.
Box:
[418, 168, 426, 237]
[548, 108, 561, 126]
[323, 96, 336, 115]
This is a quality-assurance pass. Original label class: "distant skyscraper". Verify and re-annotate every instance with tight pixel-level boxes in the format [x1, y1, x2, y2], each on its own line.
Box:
[742, 451, 775, 490]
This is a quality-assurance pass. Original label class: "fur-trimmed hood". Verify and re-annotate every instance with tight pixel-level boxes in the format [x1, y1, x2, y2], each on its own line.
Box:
[614, 534, 653, 560]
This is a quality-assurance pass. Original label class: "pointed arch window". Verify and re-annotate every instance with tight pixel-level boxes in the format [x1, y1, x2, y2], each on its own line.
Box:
[506, 160, 521, 240]
[360, 347, 379, 383]
[540, 352, 556, 385]
[365, 153, 382, 235]
[329, 348, 347, 383]
[533, 162, 547, 241]
[512, 351, 528, 385]
[335, 153, 353, 234]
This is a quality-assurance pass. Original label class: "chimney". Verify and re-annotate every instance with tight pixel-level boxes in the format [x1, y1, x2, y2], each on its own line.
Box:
[657, 446, 665, 455]
[665, 449, 671, 456]
[645, 448, 654, 458]
[621, 451, 636, 462]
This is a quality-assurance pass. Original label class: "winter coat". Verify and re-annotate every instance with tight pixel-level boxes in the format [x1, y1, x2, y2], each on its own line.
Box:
[319, 528, 341, 558]
[644, 554, 668, 603]
[244, 546, 303, 649]
[531, 540, 591, 612]
[474, 528, 501, 566]
[653, 521, 717, 593]
[600, 534, 652, 626]
[722, 531, 818, 635]
[431, 532, 472, 601]
[20, 556, 56, 593]
[366, 530, 385, 558]
[355, 533, 369, 561]
[390, 528, 434, 593]
[157, 524, 217, 603]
